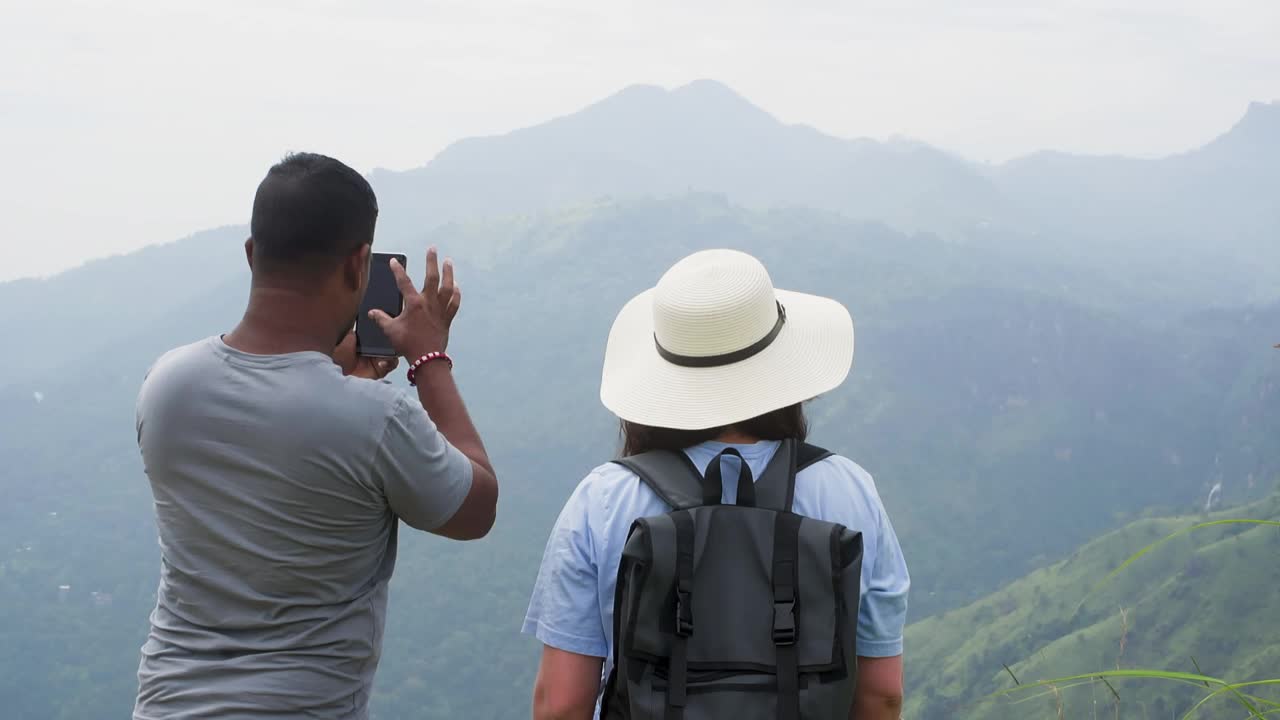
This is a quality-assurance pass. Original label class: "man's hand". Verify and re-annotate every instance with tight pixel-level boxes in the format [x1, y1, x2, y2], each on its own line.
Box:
[334, 329, 399, 380]
[369, 247, 461, 359]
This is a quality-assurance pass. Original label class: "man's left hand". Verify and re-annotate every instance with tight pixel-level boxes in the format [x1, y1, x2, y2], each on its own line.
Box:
[335, 330, 399, 380]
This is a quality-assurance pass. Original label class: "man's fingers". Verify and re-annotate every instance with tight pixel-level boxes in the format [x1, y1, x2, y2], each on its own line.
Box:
[423, 246, 441, 296]
[389, 257, 418, 300]
[368, 308, 394, 331]
[439, 257, 455, 302]
[446, 284, 462, 322]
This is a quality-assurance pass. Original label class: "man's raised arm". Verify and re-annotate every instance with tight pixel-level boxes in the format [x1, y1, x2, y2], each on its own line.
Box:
[371, 247, 498, 540]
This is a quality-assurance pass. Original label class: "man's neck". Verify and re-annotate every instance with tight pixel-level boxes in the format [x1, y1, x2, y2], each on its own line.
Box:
[224, 286, 339, 357]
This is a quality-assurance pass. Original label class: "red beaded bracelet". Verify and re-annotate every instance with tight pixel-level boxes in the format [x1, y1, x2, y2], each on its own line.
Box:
[406, 351, 453, 386]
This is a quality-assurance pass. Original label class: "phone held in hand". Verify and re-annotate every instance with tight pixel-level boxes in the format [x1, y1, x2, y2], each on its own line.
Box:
[356, 252, 407, 358]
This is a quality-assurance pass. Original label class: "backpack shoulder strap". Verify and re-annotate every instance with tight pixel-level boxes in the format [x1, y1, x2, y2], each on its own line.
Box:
[796, 442, 833, 472]
[754, 439, 797, 511]
[612, 450, 706, 511]
[755, 440, 834, 511]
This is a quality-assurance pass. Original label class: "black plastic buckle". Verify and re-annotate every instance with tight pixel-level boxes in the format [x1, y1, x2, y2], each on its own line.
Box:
[675, 590, 694, 637]
[772, 600, 796, 645]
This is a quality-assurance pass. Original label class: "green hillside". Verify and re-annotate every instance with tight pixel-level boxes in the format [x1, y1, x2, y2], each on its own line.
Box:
[906, 493, 1280, 719]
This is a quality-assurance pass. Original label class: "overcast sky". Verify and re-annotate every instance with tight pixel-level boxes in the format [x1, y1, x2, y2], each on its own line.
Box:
[2, 0, 1277, 282]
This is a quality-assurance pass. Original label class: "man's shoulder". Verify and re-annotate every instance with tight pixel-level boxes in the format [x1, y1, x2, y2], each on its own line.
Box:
[335, 373, 406, 404]
[297, 368, 410, 431]
[139, 338, 222, 397]
[147, 337, 217, 372]
[141, 338, 405, 419]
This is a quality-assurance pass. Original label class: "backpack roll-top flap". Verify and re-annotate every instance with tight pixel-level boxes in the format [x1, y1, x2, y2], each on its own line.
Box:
[621, 506, 863, 673]
[618, 516, 680, 651]
[832, 525, 863, 670]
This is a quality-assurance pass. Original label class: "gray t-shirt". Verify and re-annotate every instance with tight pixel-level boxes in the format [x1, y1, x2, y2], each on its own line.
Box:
[133, 337, 472, 720]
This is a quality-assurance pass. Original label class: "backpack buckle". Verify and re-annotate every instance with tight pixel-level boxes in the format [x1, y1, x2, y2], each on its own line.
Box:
[675, 590, 694, 637]
[772, 600, 796, 645]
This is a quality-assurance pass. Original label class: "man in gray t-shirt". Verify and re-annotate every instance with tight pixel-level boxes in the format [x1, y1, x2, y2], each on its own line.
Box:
[134, 153, 498, 719]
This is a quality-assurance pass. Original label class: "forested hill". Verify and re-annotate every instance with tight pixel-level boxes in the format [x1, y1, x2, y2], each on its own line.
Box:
[906, 489, 1280, 720]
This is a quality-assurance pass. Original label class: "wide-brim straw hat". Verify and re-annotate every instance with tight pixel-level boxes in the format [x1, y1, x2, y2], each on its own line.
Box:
[600, 249, 854, 430]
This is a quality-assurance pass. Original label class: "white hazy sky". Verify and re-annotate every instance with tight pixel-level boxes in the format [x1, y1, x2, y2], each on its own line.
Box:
[2, 0, 1277, 282]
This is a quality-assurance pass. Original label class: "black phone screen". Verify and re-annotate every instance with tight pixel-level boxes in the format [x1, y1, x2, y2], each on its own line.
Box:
[355, 252, 407, 357]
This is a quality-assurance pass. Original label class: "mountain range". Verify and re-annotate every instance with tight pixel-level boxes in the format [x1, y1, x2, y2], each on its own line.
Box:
[1, 80, 1277, 719]
[369, 80, 1280, 303]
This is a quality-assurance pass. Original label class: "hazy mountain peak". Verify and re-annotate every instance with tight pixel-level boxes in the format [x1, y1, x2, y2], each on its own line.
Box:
[1203, 100, 1280, 154]
[585, 78, 779, 127]
[583, 82, 668, 111]
[671, 78, 761, 108]
[401, 79, 791, 180]
[1233, 100, 1280, 137]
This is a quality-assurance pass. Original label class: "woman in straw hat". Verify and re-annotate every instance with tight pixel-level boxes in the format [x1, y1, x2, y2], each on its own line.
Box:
[524, 249, 909, 719]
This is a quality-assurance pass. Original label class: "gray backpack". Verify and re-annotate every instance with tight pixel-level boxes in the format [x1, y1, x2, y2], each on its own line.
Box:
[601, 439, 864, 720]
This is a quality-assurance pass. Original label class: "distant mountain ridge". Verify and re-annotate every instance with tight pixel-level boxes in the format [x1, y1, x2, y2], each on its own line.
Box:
[8, 82, 1276, 303]
[1195, 99, 1280, 155]
[992, 98, 1280, 263]
[366, 81, 1279, 304]
[369, 79, 1006, 240]
[381, 80, 1277, 188]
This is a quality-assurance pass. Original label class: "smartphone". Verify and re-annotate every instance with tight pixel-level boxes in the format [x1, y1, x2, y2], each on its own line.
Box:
[355, 252, 407, 357]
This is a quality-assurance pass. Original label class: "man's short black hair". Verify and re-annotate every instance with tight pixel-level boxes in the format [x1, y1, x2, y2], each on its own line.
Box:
[250, 153, 379, 275]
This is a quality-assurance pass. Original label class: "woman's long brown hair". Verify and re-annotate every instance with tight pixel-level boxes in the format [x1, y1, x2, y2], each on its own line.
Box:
[619, 403, 808, 457]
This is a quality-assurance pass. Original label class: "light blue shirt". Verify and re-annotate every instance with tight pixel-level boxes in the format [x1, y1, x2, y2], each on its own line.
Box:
[523, 440, 910, 674]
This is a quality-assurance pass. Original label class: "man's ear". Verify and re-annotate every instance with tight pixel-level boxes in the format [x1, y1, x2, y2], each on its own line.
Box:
[344, 243, 372, 291]
[244, 237, 254, 270]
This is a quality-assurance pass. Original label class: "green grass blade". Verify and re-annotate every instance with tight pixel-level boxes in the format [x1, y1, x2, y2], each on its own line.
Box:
[1190, 657, 1210, 687]
[991, 668, 1221, 697]
[990, 669, 1267, 718]
[1183, 681, 1280, 719]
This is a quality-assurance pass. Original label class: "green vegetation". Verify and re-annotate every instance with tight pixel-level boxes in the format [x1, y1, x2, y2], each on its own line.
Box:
[906, 498, 1280, 719]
